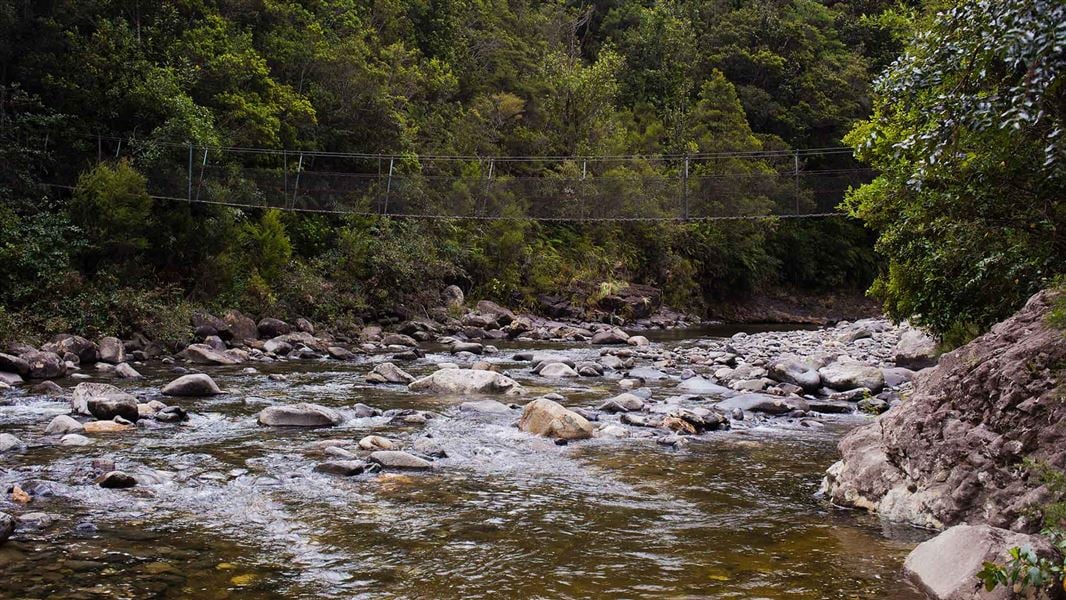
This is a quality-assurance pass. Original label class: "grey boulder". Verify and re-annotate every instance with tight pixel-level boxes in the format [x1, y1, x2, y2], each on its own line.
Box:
[258, 403, 343, 427]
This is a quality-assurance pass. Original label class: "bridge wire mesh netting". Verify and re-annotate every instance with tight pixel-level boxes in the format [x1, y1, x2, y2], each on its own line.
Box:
[40, 134, 872, 221]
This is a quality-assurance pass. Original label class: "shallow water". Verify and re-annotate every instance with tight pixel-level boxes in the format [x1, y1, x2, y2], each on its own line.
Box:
[0, 332, 929, 599]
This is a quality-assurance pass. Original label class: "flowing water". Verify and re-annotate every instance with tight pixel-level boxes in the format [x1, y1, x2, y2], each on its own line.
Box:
[0, 330, 930, 599]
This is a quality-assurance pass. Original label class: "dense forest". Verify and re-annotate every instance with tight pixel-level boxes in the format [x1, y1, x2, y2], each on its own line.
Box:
[0, 0, 1061, 345]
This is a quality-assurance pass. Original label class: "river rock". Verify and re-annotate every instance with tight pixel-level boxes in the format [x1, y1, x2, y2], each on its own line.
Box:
[327, 346, 356, 360]
[257, 318, 292, 338]
[59, 433, 92, 446]
[450, 341, 484, 355]
[46, 414, 84, 435]
[460, 399, 512, 414]
[114, 362, 142, 379]
[817, 361, 884, 393]
[0, 371, 23, 386]
[21, 351, 66, 379]
[367, 362, 415, 385]
[83, 420, 133, 433]
[903, 524, 1061, 600]
[314, 460, 368, 476]
[475, 300, 515, 325]
[768, 359, 821, 392]
[0, 512, 13, 543]
[409, 369, 525, 396]
[822, 289, 1066, 532]
[368, 450, 432, 470]
[894, 327, 939, 370]
[0, 433, 23, 452]
[87, 391, 139, 421]
[538, 362, 579, 378]
[382, 333, 417, 347]
[97, 471, 137, 488]
[442, 285, 465, 308]
[518, 398, 594, 440]
[162, 373, 222, 396]
[29, 380, 63, 396]
[71, 382, 136, 416]
[222, 309, 258, 343]
[184, 343, 241, 365]
[715, 393, 805, 415]
[358, 435, 398, 451]
[97, 337, 125, 364]
[258, 403, 343, 427]
[51, 335, 98, 363]
[626, 335, 650, 347]
[597, 393, 645, 413]
[0, 352, 29, 376]
[591, 328, 629, 345]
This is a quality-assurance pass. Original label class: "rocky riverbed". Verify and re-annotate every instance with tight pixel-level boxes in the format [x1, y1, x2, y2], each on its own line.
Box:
[0, 313, 940, 598]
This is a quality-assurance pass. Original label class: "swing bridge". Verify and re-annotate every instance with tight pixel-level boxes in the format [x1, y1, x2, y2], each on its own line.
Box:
[45, 134, 873, 221]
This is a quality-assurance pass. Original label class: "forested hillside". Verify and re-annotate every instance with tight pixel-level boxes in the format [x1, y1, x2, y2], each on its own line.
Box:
[2, 0, 912, 343]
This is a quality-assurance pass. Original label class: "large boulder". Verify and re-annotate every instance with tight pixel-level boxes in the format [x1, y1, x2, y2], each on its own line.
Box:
[409, 369, 525, 396]
[162, 374, 222, 397]
[183, 343, 242, 365]
[224, 309, 259, 343]
[48, 336, 98, 364]
[768, 358, 821, 392]
[442, 285, 465, 308]
[591, 328, 630, 345]
[257, 318, 292, 338]
[894, 327, 939, 369]
[258, 403, 343, 427]
[817, 361, 884, 393]
[87, 394, 138, 422]
[0, 353, 29, 376]
[71, 383, 134, 416]
[366, 362, 415, 384]
[475, 300, 515, 325]
[822, 289, 1066, 532]
[903, 524, 1062, 600]
[191, 312, 231, 340]
[97, 337, 125, 364]
[21, 351, 66, 379]
[518, 398, 594, 440]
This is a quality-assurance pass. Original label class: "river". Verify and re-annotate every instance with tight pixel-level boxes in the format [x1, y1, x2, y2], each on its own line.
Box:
[0, 327, 930, 599]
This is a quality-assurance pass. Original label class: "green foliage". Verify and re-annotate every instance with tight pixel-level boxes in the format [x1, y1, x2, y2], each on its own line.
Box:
[0, 0, 905, 341]
[846, 0, 1066, 337]
[70, 160, 152, 259]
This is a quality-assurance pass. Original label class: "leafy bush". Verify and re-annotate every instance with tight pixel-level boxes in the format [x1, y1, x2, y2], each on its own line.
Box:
[69, 160, 153, 261]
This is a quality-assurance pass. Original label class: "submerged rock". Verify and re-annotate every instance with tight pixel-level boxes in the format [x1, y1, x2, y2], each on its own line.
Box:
[409, 369, 525, 396]
[518, 398, 594, 440]
[45, 414, 84, 435]
[258, 403, 343, 427]
[162, 374, 222, 396]
[368, 450, 432, 470]
[97, 471, 137, 489]
[314, 461, 368, 476]
[822, 289, 1066, 532]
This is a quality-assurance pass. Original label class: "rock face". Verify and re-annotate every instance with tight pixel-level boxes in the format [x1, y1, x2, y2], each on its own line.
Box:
[258, 403, 343, 427]
[518, 398, 594, 440]
[409, 369, 525, 396]
[822, 289, 1066, 532]
[162, 374, 222, 396]
[903, 525, 1061, 600]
